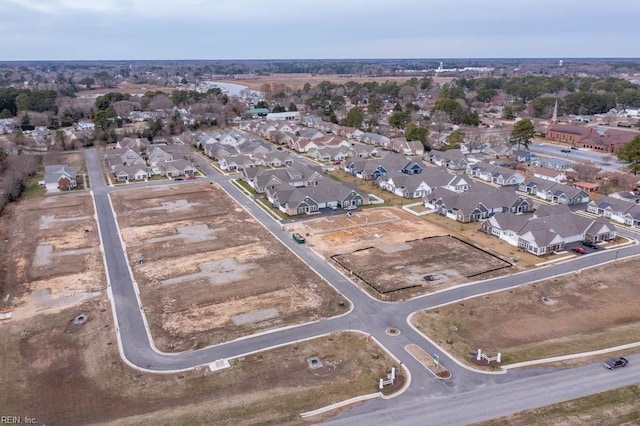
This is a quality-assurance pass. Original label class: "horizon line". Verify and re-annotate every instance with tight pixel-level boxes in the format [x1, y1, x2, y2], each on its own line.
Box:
[1, 56, 639, 64]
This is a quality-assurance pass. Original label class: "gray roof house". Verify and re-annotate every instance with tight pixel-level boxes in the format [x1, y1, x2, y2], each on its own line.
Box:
[466, 162, 525, 186]
[112, 164, 150, 182]
[428, 149, 469, 170]
[425, 183, 531, 223]
[519, 177, 590, 205]
[267, 179, 367, 216]
[43, 165, 77, 192]
[482, 205, 615, 255]
[586, 195, 640, 229]
[242, 165, 324, 193]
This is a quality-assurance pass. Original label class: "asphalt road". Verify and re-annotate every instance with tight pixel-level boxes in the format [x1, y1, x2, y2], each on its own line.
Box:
[84, 148, 640, 423]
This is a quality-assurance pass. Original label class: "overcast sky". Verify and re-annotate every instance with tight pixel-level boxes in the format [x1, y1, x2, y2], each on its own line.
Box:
[2, 0, 640, 61]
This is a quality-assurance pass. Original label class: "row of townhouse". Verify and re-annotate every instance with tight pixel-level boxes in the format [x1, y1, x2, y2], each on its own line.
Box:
[105, 137, 195, 182]
[466, 162, 525, 186]
[425, 183, 533, 223]
[378, 166, 471, 199]
[344, 153, 424, 182]
[518, 177, 590, 205]
[241, 118, 425, 158]
[241, 165, 367, 215]
[195, 129, 296, 171]
[587, 195, 640, 229]
[482, 204, 616, 256]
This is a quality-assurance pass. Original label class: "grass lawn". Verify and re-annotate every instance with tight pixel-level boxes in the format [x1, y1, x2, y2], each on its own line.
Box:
[22, 174, 45, 198]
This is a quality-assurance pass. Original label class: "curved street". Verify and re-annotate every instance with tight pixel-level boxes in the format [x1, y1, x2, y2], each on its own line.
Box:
[85, 148, 640, 424]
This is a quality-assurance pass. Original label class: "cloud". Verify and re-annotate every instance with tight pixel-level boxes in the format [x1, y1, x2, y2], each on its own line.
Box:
[1, 0, 639, 60]
[5, 0, 128, 14]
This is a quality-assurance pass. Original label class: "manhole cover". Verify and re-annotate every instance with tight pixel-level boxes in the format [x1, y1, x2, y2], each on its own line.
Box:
[307, 356, 323, 369]
[386, 328, 401, 336]
[73, 314, 88, 325]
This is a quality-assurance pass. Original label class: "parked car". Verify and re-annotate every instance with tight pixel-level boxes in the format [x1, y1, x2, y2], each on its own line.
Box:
[571, 247, 586, 254]
[603, 357, 628, 369]
[581, 240, 600, 249]
[561, 149, 571, 153]
[174, 177, 185, 181]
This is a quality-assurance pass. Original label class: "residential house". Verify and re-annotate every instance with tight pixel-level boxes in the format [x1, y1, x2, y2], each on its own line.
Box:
[378, 172, 433, 199]
[359, 132, 391, 148]
[219, 154, 255, 171]
[112, 165, 149, 182]
[256, 151, 295, 168]
[609, 191, 640, 204]
[519, 177, 590, 205]
[425, 183, 532, 223]
[532, 167, 568, 183]
[242, 165, 324, 193]
[428, 149, 469, 170]
[308, 146, 350, 163]
[482, 205, 615, 255]
[587, 195, 640, 228]
[158, 159, 196, 177]
[267, 179, 366, 216]
[106, 148, 146, 169]
[116, 137, 151, 151]
[513, 150, 539, 164]
[43, 165, 77, 192]
[573, 181, 600, 193]
[539, 157, 572, 171]
[466, 162, 525, 186]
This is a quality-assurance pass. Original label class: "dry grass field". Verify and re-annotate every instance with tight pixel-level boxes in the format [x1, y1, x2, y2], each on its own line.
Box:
[412, 258, 640, 367]
[111, 182, 347, 351]
[233, 73, 455, 91]
[0, 296, 394, 425]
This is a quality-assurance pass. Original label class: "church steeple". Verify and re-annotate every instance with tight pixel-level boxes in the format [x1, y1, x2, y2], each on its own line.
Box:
[551, 99, 558, 123]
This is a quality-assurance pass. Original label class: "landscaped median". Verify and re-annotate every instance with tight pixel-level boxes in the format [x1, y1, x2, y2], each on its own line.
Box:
[410, 257, 640, 370]
[406, 344, 451, 379]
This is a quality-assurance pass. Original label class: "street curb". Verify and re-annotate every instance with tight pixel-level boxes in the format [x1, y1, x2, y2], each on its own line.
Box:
[297, 329, 412, 419]
[406, 311, 505, 375]
[503, 341, 640, 369]
[299, 393, 381, 419]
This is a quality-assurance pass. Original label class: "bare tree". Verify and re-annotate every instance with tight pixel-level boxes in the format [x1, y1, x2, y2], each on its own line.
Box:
[147, 94, 173, 111]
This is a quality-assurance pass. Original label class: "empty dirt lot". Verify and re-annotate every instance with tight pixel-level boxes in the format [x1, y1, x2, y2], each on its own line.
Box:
[0, 296, 394, 425]
[290, 208, 512, 300]
[111, 182, 347, 351]
[412, 257, 640, 367]
[1, 192, 105, 320]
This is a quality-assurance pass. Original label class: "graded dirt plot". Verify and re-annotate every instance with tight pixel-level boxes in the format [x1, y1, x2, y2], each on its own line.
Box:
[412, 258, 640, 367]
[0, 297, 393, 425]
[2, 193, 105, 320]
[332, 235, 511, 296]
[293, 207, 446, 257]
[111, 183, 347, 351]
[292, 208, 512, 300]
